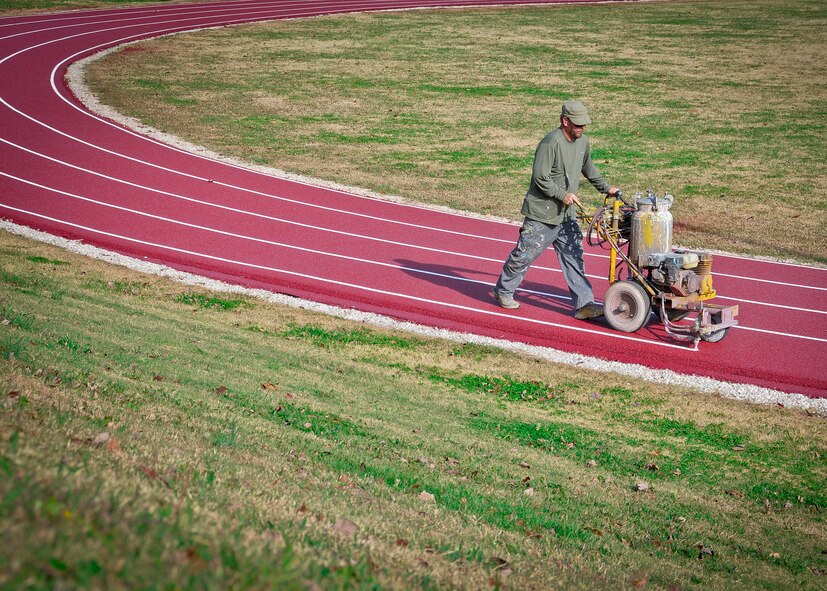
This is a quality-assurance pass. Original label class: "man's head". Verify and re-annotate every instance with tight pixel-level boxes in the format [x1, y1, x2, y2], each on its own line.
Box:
[560, 100, 591, 141]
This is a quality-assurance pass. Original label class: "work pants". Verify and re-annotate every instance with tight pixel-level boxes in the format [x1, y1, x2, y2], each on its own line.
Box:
[494, 218, 595, 309]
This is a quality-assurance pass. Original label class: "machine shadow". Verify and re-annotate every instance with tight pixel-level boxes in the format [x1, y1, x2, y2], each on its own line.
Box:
[394, 258, 575, 316]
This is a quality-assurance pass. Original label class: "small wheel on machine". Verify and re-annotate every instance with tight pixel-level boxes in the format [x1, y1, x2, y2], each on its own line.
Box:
[700, 315, 729, 343]
[603, 280, 652, 333]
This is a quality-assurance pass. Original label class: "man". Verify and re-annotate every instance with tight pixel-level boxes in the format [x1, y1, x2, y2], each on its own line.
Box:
[492, 99, 620, 319]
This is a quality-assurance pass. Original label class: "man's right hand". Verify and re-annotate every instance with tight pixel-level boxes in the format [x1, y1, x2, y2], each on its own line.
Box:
[563, 192, 581, 206]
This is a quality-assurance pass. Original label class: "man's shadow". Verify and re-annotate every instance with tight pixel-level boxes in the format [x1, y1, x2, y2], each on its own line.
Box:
[394, 258, 575, 316]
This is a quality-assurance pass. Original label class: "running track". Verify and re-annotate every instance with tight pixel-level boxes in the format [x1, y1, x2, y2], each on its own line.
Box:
[1, 0, 825, 398]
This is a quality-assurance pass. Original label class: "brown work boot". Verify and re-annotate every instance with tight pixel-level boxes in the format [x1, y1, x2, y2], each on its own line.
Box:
[493, 290, 520, 310]
[575, 302, 604, 320]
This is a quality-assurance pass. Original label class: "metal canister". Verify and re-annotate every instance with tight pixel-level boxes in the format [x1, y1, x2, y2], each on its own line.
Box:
[629, 194, 673, 267]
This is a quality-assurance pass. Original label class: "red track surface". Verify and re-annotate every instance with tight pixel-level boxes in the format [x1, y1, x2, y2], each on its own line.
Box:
[1, 0, 825, 398]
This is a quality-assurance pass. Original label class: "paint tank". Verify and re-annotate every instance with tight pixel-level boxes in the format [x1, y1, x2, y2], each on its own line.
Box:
[629, 194, 673, 267]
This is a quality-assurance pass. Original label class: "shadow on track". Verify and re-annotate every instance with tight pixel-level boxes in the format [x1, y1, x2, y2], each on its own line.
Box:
[395, 258, 575, 316]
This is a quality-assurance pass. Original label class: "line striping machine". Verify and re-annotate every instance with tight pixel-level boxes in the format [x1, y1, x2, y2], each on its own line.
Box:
[578, 190, 739, 343]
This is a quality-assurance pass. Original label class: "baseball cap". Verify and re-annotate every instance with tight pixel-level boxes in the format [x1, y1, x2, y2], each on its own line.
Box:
[561, 100, 592, 125]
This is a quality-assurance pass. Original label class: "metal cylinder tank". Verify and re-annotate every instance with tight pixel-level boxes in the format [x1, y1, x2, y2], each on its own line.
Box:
[629, 194, 673, 267]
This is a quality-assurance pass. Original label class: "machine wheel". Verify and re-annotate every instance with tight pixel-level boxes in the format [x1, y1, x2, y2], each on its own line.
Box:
[603, 280, 652, 333]
[700, 316, 729, 343]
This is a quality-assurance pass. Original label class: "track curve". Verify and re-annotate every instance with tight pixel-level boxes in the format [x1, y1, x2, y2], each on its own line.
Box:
[1, 0, 825, 398]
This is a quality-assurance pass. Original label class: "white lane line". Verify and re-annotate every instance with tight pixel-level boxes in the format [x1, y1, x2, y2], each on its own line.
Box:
[715, 294, 827, 316]
[0, 136, 505, 264]
[0, 200, 699, 352]
[0, 0, 361, 40]
[0, 0, 306, 30]
[715, 273, 827, 292]
[736, 325, 827, 343]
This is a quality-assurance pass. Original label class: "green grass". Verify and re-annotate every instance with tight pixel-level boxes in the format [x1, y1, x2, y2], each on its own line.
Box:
[177, 292, 248, 311]
[1, 230, 825, 590]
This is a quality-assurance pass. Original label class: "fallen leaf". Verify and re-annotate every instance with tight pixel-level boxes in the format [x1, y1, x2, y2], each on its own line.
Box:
[140, 465, 158, 479]
[732, 445, 746, 452]
[522, 476, 531, 484]
[153, 375, 164, 381]
[697, 545, 715, 559]
[214, 385, 228, 395]
[586, 527, 604, 537]
[635, 482, 650, 492]
[587, 459, 597, 467]
[7, 391, 20, 398]
[106, 438, 120, 453]
[297, 503, 308, 514]
[261, 382, 277, 390]
[518, 461, 530, 469]
[632, 576, 648, 588]
[396, 538, 408, 547]
[93, 432, 110, 445]
[646, 463, 660, 471]
[725, 490, 744, 499]
[303, 422, 312, 429]
[333, 519, 358, 537]
[524, 487, 535, 496]
[769, 552, 780, 558]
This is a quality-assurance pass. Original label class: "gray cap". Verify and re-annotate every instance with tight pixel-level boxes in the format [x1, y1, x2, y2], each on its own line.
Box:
[561, 100, 592, 125]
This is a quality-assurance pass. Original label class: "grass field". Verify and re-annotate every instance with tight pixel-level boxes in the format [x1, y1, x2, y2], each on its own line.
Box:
[83, 0, 827, 263]
[2, 0, 827, 589]
[1, 229, 826, 590]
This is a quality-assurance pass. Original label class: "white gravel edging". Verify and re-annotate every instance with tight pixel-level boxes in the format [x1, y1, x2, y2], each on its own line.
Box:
[2, 219, 825, 416]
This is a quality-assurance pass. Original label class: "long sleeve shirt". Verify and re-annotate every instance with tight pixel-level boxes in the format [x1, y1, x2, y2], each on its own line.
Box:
[521, 127, 611, 225]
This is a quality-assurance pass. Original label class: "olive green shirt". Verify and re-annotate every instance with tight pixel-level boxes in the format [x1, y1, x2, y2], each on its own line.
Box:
[521, 127, 611, 225]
